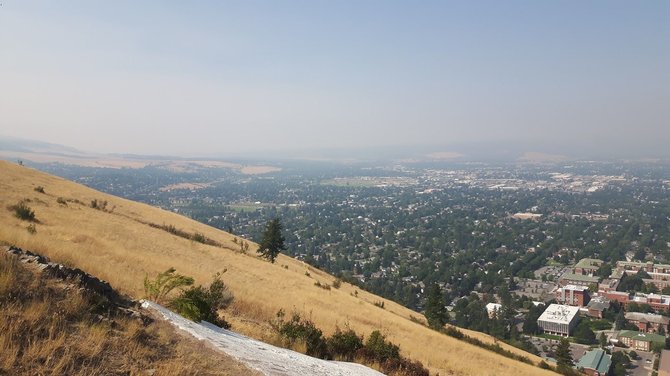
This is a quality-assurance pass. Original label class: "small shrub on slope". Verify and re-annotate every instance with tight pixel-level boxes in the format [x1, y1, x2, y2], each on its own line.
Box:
[169, 272, 233, 329]
[272, 310, 329, 359]
[8, 201, 36, 222]
[143, 268, 194, 304]
[327, 327, 363, 361]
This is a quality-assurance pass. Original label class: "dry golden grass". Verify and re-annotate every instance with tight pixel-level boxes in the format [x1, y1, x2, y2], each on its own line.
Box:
[0, 161, 556, 376]
[0, 250, 259, 376]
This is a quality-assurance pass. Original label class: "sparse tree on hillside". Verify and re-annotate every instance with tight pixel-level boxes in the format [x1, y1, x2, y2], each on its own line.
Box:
[424, 283, 447, 330]
[258, 218, 286, 263]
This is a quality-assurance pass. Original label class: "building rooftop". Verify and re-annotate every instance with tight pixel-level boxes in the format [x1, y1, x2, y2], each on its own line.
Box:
[631, 293, 670, 305]
[538, 304, 580, 324]
[618, 330, 666, 344]
[485, 303, 502, 313]
[617, 261, 653, 268]
[575, 349, 611, 374]
[606, 291, 629, 297]
[625, 312, 670, 325]
[575, 258, 603, 269]
[560, 273, 600, 283]
[560, 284, 589, 291]
[599, 278, 621, 290]
[586, 297, 610, 311]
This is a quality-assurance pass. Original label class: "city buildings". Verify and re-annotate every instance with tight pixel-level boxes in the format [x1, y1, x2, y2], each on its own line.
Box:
[537, 304, 580, 337]
[600, 291, 670, 313]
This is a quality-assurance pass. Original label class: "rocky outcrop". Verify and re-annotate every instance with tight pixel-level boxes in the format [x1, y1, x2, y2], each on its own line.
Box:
[4, 245, 134, 309]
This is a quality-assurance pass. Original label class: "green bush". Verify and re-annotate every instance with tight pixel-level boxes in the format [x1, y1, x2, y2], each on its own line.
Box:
[314, 281, 331, 290]
[206, 271, 234, 309]
[327, 328, 363, 361]
[90, 199, 108, 211]
[363, 330, 400, 361]
[8, 201, 36, 222]
[273, 311, 329, 358]
[170, 286, 212, 321]
[191, 232, 207, 243]
[169, 272, 233, 328]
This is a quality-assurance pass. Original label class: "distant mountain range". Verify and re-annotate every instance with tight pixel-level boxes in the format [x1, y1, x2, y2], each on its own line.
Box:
[1, 135, 666, 168]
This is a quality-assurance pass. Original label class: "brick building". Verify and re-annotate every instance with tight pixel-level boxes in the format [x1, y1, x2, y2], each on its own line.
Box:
[556, 284, 590, 307]
[625, 312, 670, 333]
[617, 331, 665, 352]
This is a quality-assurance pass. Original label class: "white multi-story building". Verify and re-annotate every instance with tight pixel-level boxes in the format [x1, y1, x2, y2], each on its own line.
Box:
[537, 304, 580, 337]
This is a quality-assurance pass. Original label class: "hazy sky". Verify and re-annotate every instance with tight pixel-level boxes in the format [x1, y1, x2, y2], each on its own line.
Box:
[0, 1, 668, 158]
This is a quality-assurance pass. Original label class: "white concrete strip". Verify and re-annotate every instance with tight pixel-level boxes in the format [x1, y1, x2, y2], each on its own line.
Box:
[141, 301, 385, 376]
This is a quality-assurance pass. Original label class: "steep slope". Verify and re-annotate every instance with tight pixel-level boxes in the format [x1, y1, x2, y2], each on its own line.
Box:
[0, 161, 556, 376]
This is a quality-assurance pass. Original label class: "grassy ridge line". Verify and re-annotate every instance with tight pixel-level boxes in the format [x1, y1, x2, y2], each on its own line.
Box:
[0, 161, 556, 376]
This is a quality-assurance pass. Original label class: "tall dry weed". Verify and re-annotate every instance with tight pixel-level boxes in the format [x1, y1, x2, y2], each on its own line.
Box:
[0, 252, 18, 296]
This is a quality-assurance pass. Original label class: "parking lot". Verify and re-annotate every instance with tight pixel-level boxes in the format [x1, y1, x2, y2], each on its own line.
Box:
[528, 335, 657, 376]
[628, 350, 655, 376]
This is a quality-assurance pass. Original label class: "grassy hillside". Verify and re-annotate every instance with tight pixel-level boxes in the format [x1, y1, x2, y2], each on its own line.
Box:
[0, 161, 556, 376]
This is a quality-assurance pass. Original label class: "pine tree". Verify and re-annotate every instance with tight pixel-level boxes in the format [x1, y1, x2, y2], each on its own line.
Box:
[424, 283, 447, 330]
[555, 338, 573, 368]
[257, 218, 286, 263]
